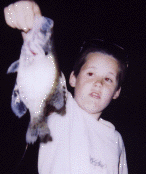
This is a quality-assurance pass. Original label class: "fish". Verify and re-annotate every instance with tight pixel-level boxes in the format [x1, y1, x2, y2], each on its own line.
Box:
[7, 16, 67, 144]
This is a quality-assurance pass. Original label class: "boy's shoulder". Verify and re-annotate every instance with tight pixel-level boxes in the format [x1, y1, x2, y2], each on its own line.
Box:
[99, 118, 115, 129]
[99, 118, 124, 144]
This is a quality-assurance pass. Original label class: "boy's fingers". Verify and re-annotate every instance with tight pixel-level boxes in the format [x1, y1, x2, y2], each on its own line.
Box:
[17, 1, 42, 31]
[24, 2, 42, 31]
[4, 5, 17, 29]
[4, 1, 42, 32]
[33, 1, 42, 17]
[10, 5, 19, 29]
[4, 7, 12, 26]
[4, 3, 24, 30]
[25, 4, 35, 29]
[25, 11, 35, 31]
[14, 2, 30, 32]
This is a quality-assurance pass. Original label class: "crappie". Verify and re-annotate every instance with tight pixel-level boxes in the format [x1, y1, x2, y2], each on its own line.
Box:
[7, 17, 67, 144]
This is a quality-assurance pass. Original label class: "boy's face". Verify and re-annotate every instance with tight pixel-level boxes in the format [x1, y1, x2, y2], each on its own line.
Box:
[69, 52, 121, 119]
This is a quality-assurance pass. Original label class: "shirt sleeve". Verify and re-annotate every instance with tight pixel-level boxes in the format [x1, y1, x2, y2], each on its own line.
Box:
[118, 132, 128, 174]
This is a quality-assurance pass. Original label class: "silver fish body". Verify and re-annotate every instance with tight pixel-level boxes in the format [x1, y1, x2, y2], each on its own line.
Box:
[7, 17, 67, 144]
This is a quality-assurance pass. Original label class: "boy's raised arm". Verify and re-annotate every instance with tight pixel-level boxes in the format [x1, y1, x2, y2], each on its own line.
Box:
[4, 1, 42, 34]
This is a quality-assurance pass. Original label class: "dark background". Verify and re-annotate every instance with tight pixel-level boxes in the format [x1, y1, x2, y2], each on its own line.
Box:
[0, 0, 146, 173]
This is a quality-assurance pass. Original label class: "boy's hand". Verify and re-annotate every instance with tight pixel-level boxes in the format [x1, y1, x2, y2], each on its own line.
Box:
[4, 1, 42, 33]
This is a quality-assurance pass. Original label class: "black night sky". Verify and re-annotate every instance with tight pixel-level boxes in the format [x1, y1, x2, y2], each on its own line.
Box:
[0, 0, 146, 173]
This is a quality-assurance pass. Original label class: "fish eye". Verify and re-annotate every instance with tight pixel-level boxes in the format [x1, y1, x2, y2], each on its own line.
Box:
[40, 29, 46, 35]
[45, 51, 48, 55]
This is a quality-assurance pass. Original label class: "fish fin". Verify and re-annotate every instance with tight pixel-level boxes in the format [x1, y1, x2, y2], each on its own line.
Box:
[26, 117, 52, 144]
[38, 120, 52, 143]
[26, 123, 38, 144]
[7, 60, 19, 74]
[49, 73, 67, 115]
[11, 83, 27, 118]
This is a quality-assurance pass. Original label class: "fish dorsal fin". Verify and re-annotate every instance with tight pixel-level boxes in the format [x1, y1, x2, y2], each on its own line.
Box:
[49, 73, 67, 114]
[7, 60, 19, 74]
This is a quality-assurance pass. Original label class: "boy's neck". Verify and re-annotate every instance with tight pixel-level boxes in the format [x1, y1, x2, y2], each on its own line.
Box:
[90, 112, 101, 121]
[74, 97, 102, 121]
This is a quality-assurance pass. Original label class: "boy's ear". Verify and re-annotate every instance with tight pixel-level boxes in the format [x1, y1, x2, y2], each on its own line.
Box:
[113, 87, 121, 99]
[69, 71, 76, 87]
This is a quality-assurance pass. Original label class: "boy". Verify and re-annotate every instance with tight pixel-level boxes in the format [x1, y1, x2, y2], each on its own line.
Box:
[4, 1, 128, 173]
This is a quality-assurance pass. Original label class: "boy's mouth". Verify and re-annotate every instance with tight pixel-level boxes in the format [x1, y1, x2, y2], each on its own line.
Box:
[90, 92, 101, 99]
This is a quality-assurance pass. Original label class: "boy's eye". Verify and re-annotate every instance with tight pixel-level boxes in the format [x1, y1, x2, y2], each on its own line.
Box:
[87, 72, 93, 76]
[105, 77, 112, 83]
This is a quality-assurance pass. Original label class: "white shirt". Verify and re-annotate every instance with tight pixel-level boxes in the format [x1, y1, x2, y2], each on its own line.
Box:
[38, 92, 128, 174]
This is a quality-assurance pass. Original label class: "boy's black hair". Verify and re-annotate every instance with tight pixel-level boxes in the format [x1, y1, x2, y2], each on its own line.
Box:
[73, 39, 129, 90]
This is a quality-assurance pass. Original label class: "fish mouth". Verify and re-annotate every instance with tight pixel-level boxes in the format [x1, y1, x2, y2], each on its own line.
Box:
[90, 92, 101, 99]
[28, 42, 37, 55]
[30, 48, 37, 55]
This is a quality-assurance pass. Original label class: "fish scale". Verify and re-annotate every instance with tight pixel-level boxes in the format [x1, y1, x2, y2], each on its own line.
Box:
[7, 16, 67, 144]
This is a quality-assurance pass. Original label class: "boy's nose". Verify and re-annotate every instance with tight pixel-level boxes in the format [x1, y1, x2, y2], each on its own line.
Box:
[94, 79, 103, 87]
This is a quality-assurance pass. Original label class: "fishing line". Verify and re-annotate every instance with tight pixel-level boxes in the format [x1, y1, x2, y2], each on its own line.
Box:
[13, 143, 29, 174]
